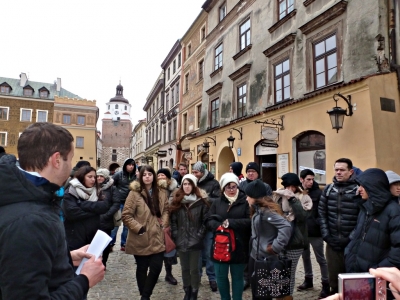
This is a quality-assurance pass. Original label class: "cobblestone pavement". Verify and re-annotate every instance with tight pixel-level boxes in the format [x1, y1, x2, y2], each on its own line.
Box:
[88, 227, 323, 300]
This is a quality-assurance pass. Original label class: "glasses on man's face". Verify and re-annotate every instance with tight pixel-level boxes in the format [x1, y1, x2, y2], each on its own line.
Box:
[225, 185, 237, 191]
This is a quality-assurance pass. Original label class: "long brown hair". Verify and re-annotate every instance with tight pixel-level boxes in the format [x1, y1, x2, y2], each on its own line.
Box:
[139, 165, 161, 217]
[169, 178, 208, 213]
[250, 195, 283, 217]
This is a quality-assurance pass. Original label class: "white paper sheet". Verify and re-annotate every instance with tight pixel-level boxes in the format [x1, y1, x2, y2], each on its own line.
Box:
[75, 230, 112, 275]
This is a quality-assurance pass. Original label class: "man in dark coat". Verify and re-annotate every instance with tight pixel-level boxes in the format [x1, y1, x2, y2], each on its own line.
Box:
[0, 122, 104, 299]
[345, 168, 400, 272]
[192, 161, 220, 292]
[110, 158, 136, 251]
[239, 162, 272, 196]
[298, 169, 329, 298]
[318, 158, 359, 295]
[229, 162, 245, 182]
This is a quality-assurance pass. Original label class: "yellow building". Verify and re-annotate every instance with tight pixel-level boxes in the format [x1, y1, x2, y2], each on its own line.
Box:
[53, 96, 99, 167]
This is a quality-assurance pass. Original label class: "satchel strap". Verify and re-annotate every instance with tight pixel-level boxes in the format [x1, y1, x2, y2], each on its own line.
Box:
[256, 208, 263, 260]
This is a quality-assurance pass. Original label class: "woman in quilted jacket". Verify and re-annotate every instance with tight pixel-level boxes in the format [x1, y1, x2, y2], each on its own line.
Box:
[170, 174, 209, 300]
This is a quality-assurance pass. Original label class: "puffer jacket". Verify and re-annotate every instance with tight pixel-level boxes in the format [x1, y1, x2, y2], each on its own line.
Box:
[250, 205, 291, 260]
[306, 181, 323, 237]
[99, 178, 120, 232]
[206, 190, 251, 264]
[0, 153, 17, 165]
[63, 186, 109, 250]
[171, 189, 209, 252]
[318, 174, 359, 247]
[122, 180, 169, 256]
[345, 169, 400, 272]
[112, 158, 137, 204]
[197, 170, 221, 203]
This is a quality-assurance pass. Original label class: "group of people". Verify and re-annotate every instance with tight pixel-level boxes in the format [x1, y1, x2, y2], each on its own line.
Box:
[1, 122, 400, 300]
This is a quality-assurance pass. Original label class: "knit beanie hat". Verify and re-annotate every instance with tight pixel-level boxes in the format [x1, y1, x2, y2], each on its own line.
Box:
[76, 160, 91, 169]
[230, 162, 243, 177]
[96, 168, 110, 180]
[245, 179, 267, 199]
[193, 161, 206, 173]
[386, 170, 400, 184]
[157, 168, 172, 179]
[281, 173, 301, 187]
[246, 162, 260, 174]
[219, 172, 239, 190]
[182, 174, 198, 186]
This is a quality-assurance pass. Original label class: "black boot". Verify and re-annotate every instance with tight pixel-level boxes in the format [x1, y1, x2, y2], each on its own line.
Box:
[164, 259, 178, 285]
[318, 281, 330, 299]
[297, 276, 313, 291]
[190, 288, 198, 300]
[183, 286, 192, 300]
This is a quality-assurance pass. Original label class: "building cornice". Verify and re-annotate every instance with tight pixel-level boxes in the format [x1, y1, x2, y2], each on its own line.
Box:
[263, 33, 296, 58]
[161, 40, 182, 69]
[205, 82, 223, 95]
[0, 94, 54, 103]
[228, 63, 252, 81]
[144, 79, 164, 110]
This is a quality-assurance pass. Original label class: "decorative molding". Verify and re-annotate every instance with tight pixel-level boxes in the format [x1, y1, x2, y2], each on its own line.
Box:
[270, 49, 292, 65]
[205, 82, 223, 95]
[263, 33, 296, 58]
[228, 64, 252, 81]
[232, 44, 253, 60]
[268, 10, 297, 34]
[169, 75, 181, 88]
[299, 1, 348, 35]
[303, 0, 317, 7]
[210, 66, 223, 78]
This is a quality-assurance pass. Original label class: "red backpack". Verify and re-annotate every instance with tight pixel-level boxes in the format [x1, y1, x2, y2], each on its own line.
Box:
[212, 225, 236, 262]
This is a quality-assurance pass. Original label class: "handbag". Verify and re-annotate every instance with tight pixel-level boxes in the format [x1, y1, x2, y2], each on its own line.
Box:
[113, 209, 122, 227]
[251, 210, 292, 299]
[163, 226, 176, 253]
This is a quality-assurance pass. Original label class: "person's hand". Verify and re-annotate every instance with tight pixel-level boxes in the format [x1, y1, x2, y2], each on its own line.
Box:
[338, 237, 350, 248]
[266, 244, 276, 255]
[70, 245, 90, 267]
[370, 267, 400, 300]
[80, 255, 105, 288]
[222, 219, 229, 228]
[320, 293, 339, 300]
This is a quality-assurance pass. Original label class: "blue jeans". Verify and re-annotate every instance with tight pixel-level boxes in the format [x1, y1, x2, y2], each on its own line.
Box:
[214, 262, 245, 300]
[110, 204, 128, 246]
[199, 231, 216, 281]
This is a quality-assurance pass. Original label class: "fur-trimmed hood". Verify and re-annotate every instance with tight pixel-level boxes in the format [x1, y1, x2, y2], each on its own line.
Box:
[129, 180, 141, 192]
[157, 178, 178, 192]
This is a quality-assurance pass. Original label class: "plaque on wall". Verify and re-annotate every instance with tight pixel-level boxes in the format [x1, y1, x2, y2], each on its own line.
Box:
[278, 153, 289, 178]
[261, 126, 279, 141]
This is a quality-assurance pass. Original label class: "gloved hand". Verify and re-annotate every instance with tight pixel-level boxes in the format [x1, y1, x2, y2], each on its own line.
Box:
[339, 237, 350, 248]
[325, 236, 340, 248]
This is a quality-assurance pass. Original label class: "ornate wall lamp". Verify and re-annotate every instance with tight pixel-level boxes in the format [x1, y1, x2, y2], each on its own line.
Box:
[168, 144, 177, 155]
[227, 127, 242, 149]
[327, 92, 353, 133]
[202, 136, 216, 154]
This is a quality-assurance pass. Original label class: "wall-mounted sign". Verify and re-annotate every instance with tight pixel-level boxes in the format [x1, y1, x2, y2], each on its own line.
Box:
[256, 144, 277, 155]
[237, 148, 241, 156]
[261, 127, 279, 141]
[184, 152, 192, 160]
[262, 163, 277, 167]
[278, 153, 289, 178]
[261, 142, 279, 148]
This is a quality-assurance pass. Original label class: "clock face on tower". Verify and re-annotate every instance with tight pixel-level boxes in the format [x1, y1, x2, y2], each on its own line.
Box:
[115, 111, 119, 115]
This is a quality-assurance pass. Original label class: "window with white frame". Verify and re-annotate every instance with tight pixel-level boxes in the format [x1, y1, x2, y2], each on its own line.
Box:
[20, 108, 32, 122]
[237, 83, 247, 118]
[314, 34, 337, 89]
[274, 58, 291, 102]
[215, 44, 223, 70]
[76, 136, 84, 148]
[0, 132, 7, 146]
[36, 110, 48, 122]
[0, 107, 9, 120]
[279, 0, 294, 20]
[0, 85, 10, 94]
[240, 19, 251, 50]
[210, 98, 220, 128]
[219, 3, 227, 21]
[77, 115, 85, 125]
[63, 114, 71, 124]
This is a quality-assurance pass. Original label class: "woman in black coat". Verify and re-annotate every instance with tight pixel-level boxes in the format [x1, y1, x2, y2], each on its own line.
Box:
[97, 168, 120, 268]
[206, 172, 251, 300]
[63, 166, 109, 251]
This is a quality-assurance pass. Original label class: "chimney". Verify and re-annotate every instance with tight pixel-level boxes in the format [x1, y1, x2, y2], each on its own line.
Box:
[56, 78, 61, 92]
[20, 73, 28, 87]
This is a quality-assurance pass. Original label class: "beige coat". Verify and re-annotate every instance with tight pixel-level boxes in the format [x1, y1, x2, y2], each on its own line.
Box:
[122, 181, 169, 256]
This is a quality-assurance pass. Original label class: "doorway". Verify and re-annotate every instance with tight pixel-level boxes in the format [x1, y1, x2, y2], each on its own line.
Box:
[259, 154, 277, 190]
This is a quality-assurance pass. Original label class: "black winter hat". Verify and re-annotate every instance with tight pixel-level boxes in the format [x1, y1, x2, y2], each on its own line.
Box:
[75, 160, 91, 169]
[230, 162, 243, 177]
[246, 162, 260, 174]
[157, 168, 172, 179]
[245, 179, 267, 199]
[281, 173, 301, 187]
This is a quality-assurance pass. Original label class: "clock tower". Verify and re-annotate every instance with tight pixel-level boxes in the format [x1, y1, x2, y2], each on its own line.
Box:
[101, 82, 132, 172]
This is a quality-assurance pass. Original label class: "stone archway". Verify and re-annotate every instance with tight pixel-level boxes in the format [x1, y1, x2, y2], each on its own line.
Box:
[217, 146, 235, 179]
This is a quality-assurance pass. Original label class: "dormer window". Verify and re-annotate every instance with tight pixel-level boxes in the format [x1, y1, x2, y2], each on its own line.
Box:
[39, 87, 49, 98]
[0, 83, 11, 94]
[23, 86, 34, 97]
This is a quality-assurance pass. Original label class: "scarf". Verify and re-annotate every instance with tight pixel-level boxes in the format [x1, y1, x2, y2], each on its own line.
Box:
[224, 190, 239, 204]
[69, 178, 98, 202]
[272, 188, 312, 222]
[182, 194, 197, 204]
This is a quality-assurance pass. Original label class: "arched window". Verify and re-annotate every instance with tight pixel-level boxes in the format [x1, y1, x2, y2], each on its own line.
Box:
[115, 104, 119, 109]
[108, 105, 110, 110]
[296, 131, 326, 184]
[125, 105, 127, 110]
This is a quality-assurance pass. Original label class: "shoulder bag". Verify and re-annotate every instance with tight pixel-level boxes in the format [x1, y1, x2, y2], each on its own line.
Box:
[113, 209, 122, 227]
[251, 210, 292, 299]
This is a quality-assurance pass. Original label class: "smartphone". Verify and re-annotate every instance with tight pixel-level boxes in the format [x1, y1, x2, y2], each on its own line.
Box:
[338, 273, 386, 300]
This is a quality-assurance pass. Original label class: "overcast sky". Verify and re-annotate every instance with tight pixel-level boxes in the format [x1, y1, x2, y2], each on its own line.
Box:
[1, 0, 205, 131]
